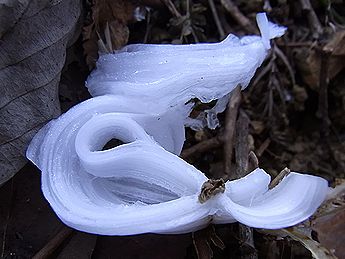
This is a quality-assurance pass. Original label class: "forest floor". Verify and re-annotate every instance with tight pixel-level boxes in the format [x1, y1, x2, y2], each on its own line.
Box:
[1, 0, 345, 258]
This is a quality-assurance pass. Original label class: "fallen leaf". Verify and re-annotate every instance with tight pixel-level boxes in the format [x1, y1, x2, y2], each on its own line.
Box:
[312, 209, 345, 259]
[261, 228, 337, 259]
[0, 0, 82, 185]
[295, 31, 345, 90]
[0, 0, 29, 38]
[311, 182, 345, 258]
[282, 228, 337, 259]
[259, 184, 345, 259]
[83, 0, 141, 69]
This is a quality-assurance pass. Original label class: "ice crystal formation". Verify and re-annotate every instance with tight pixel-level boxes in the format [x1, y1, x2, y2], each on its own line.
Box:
[27, 13, 328, 235]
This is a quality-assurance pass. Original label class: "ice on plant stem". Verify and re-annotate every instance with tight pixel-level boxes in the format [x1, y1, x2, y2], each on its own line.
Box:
[86, 13, 286, 114]
[26, 13, 329, 235]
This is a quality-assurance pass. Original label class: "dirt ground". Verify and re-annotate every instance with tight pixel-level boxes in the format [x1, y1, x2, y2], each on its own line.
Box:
[1, 0, 345, 258]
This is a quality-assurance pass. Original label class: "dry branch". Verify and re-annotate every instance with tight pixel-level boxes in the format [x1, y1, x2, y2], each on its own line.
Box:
[299, 0, 323, 38]
[317, 47, 332, 137]
[220, 0, 256, 33]
[223, 85, 242, 176]
[208, 0, 225, 39]
[235, 110, 258, 259]
[33, 227, 74, 259]
[181, 136, 223, 159]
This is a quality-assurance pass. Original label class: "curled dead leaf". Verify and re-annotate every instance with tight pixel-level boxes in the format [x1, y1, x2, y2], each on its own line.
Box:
[0, 0, 30, 38]
[295, 31, 345, 90]
[0, 0, 82, 185]
[311, 182, 345, 259]
[83, 0, 142, 69]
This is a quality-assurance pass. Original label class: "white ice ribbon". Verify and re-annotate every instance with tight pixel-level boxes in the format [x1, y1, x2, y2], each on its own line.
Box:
[86, 14, 285, 112]
[27, 13, 329, 235]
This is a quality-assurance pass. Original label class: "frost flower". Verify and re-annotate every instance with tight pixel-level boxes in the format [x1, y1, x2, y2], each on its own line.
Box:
[26, 13, 329, 235]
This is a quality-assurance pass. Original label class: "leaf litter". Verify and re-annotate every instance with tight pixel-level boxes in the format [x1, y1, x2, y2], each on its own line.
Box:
[0, 0, 345, 258]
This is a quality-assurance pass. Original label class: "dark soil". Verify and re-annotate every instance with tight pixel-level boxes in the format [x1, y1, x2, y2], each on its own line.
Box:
[1, 0, 344, 258]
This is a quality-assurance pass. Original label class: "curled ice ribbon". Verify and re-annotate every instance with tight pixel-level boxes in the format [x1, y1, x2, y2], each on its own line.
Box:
[26, 13, 329, 235]
[86, 14, 285, 112]
[27, 96, 328, 235]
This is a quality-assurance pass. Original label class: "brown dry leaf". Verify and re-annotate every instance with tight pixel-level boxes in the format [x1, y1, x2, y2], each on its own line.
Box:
[83, 0, 141, 69]
[311, 182, 345, 259]
[295, 30, 345, 89]
[282, 228, 337, 259]
[312, 209, 345, 259]
[261, 228, 337, 259]
[260, 183, 345, 259]
[0, 0, 82, 185]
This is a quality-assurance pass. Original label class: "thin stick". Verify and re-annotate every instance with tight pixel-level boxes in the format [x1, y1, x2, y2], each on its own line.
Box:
[162, 0, 199, 42]
[161, 0, 181, 17]
[223, 85, 242, 176]
[277, 42, 313, 47]
[269, 167, 290, 189]
[1, 178, 14, 258]
[234, 110, 258, 259]
[247, 151, 259, 172]
[256, 138, 271, 157]
[186, 0, 199, 42]
[33, 227, 74, 259]
[220, 0, 256, 33]
[317, 47, 332, 137]
[143, 9, 152, 43]
[263, 0, 272, 12]
[235, 110, 250, 177]
[299, 0, 323, 38]
[181, 136, 223, 159]
[208, 0, 225, 39]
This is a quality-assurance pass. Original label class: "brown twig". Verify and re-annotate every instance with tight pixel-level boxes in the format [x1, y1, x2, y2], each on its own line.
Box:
[235, 110, 250, 177]
[160, 0, 181, 17]
[274, 45, 296, 86]
[263, 0, 272, 12]
[277, 42, 314, 47]
[181, 136, 223, 159]
[299, 0, 323, 39]
[186, 0, 199, 43]
[217, 6, 233, 33]
[220, 0, 257, 33]
[223, 85, 242, 176]
[33, 226, 74, 259]
[161, 0, 199, 43]
[256, 138, 271, 157]
[269, 167, 290, 189]
[317, 47, 332, 138]
[247, 151, 259, 172]
[143, 9, 152, 43]
[234, 110, 258, 259]
[208, 0, 225, 39]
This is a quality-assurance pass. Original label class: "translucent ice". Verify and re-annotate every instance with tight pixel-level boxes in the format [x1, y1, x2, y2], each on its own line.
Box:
[86, 13, 286, 113]
[26, 13, 329, 235]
